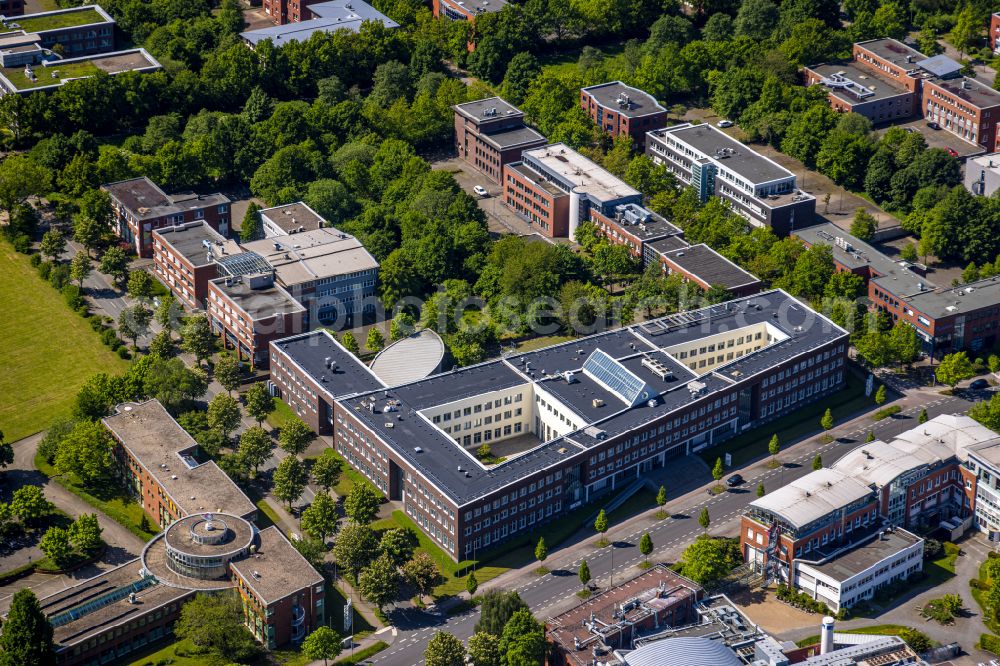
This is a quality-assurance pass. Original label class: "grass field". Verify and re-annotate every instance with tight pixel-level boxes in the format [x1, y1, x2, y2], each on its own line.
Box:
[0, 242, 128, 441]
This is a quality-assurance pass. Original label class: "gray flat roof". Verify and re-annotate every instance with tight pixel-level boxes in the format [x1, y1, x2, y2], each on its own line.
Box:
[524, 143, 640, 203]
[793, 222, 918, 280]
[209, 275, 306, 320]
[646, 235, 691, 254]
[658, 243, 762, 290]
[152, 222, 237, 268]
[855, 38, 926, 68]
[241, 0, 398, 45]
[808, 61, 911, 103]
[335, 290, 847, 505]
[508, 162, 565, 196]
[241, 228, 379, 286]
[272, 329, 386, 401]
[480, 125, 547, 150]
[581, 81, 666, 118]
[926, 75, 1000, 110]
[603, 204, 681, 242]
[102, 401, 256, 519]
[650, 124, 793, 185]
[806, 529, 922, 582]
[229, 526, 323, 604]
[917, 54, 962, 78]
[259, 201, 326, 234]
[881, 274, 1000, 319]
[370, 328, 445, 386]
[454, 96, 522, 122]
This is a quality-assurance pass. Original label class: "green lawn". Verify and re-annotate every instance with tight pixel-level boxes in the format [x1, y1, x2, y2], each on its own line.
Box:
[0, 242, 128, 441]
[126, 638, 220, 666]
[698, 369, 870, 467]
[795, 624, 919, 648]
[513, 334, 576, 352]
[971, 557, 1000, 635]
[14, 7, 106, 32]
[266, 397, 299, 431]
[1, 60, 101, 90]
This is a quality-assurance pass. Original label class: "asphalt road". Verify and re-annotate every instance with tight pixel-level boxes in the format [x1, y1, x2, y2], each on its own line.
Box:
[371, 390, 975, 665]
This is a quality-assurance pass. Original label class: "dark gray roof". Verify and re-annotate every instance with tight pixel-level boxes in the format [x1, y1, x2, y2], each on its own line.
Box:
[272, 330, 385, 400]
[581, 81, 666, 118]
[480, 125, 547, 150]
[650, 124, 793, 185]
[855, 38, 926, 68]
[602, 204, 681, 242]
[917, 54, 962, 78]
[646, 235, 690, 254]
[807, 61, 911, 103]
[336, 290, 847, 505]
[658, 244, 761, 290]
[926, 75, 1000, 110]
[103, 177, 229, 220]
[152, 223, 229, 267]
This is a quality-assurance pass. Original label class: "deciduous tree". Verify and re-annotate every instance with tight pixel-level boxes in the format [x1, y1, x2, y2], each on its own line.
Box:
[333, 521, 378, 579]
[0, 589, 54, 666]
[301, 492, 339, 541]
[181, 315, 216, 366]
[279, 418, 315, 456]
[466, 632, 501, 666]
[936, 352, 975, 388]
[272, 456, 308, 510]
[68, 513, 102, 553]
[402, 552, 441, 597]
[39, 526, 73, 568]
[207, 393, 241, 442]
[311, 449, 342, 492]
[69, 252, 91, 289]
[679, 535, 732, 586]
[98, 246, 129, 287]
[214, 354, 242, 395]
[344, 482, 381, 524]
[639, 533, 653, 563]
[475, 589, 529, 636]
[243, 382, 274, 425]
[40, 229, 66, 262]
[424, 631, 465, 666]
[379, 527, 418, 567]
[54, 420, 113, 487]
[118, 304, 151, 350]
[302, 626, 342, 666]
[126, 270, 154, 300]
[174, 592, 260, 663]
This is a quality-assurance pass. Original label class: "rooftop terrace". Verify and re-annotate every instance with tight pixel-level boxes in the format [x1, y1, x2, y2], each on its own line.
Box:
[1, 6, 111, 34]
[0, 48, 160, 92]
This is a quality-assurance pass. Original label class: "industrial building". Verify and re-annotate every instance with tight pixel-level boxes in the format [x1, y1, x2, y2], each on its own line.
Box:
[453, 97, 547, 184]
[645, 123, 816, 236]
[270, 289, 849, 560]
[580, 82, 669, 149]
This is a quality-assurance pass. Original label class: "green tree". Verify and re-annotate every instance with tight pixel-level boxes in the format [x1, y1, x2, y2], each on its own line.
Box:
[919, 408, 929, 424]
[594, 508, 608, 542]
[850, 208, 878, 241]
[679, 535, 732, 586]
[358, 552, 400, 612]
[466, 571, 478, 595]
[39, 230, 66, 262]
[424, 631, 466, 666]
[579, 560, 591, 589]
[214, 354, 242, 396]
[301, 626, 342, 666]
[344, 482, 381, 524]
[237, 425, 272, 477]
[379, 527, 418, 567]
[866, 430, 876, 442]
[126, 270, 154, 300]
[656, 485, 667, 513]
[154, 294, 180, 336]
[535, 536, 548, 566]
[68, 513, 102, 553]
[403, 552, 441, 597]
[813, 454, 823, 470]
[820, 407, 833, 430]
[72, 215, 104, 258]
[990, 355, 1000, 374]
[206, 393, 240, 442]
[757, 482, 766, 498]
[699, 507, 711, 532]
[272, 456, 308, 510]
[712, 457, 724, 483]
[390, 311, 415, 341]
[950, 5, 979, 58]
[475, 589, 529, 636]
[243, 382, 274, 425]
[639, 532, 653, 563]
[467, 632, 501, 666]
[900, 243, 919, 262]
[181, 315, 216, 367]
[936, 351, 976, 387]
[499, 608, 545, 666]
[39, 526, 73, 568]
[341, 331, 360, 355]
[768, 434, 780, 460]
[69, 252, 91, 289]
[874, 384, 887, 407]
[333, 521, 379, 579]
[0, 155, 51, 214]
[279, 418, 315, 456]
[311, 449, 343, 492]
[10, 486, 52, 524]
[174, 592, 260, 663]
[366, 326, 385, 352]
[240, 202, 262, 242]
[144, 357, 207, 413]
[0, 431, 12, 471]
[118, 304, 151, 349]
[54, 420, 113, 487]
[98, 246, 129, 288]
[0, 589, 55, 666]
[301, 492, 339, 541]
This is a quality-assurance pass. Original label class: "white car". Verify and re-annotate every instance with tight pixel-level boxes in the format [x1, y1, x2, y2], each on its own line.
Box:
[473, 185, 489, 197]
[717, 119, 734, 128]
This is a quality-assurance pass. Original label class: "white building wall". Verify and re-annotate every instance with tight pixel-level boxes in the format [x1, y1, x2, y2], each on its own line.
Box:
[421, 384, 532, 449]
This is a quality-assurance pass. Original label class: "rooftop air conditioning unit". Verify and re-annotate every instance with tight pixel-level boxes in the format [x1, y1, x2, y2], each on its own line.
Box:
[592, 398, 605, 408]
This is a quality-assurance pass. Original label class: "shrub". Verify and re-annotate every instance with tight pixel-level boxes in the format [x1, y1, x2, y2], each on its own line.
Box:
[75, 304, 89, 317]
[836, 607, 850, 620]
[12, 233, 31, 253]
[872, 405, 902, 420]
[62, 284, 83, 310]
[29, 253, 41, 267]
[101, 328, 118, 346]
[88, 316, 103, 331]
[49, 263, 70, 289]
[944, 542, 960, 557]
[971, 578, 990, 591]
[923, 538, 942, 560]
[37, 261, 52, 280]
[117, 347, 131, 359]
[980, 633, 1000, 655]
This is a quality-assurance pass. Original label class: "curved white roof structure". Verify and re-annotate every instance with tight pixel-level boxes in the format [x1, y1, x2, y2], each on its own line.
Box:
[622, 637, 742, 666]
[370, 328, 445, 387]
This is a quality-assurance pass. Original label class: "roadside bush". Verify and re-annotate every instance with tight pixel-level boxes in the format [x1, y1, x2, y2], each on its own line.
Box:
[835, 607, 850, 620]
[117, 347, 131, 359]
[12, 233, 31, 253]
[88, 316, 103, 332]
[100, 328, 118, 347]
[37, 261, 51, 280]
[979, 633, 1000, 655]
[49, 263, 70, 289]
[62, 284, 83, 310]
[29, 253, 41, 267]
[873, 405, 902, 420]
[923, 538, 942, 560]
[971, 578, 990, 591]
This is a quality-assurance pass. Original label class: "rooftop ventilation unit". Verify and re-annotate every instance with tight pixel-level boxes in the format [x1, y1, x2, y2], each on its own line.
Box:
[641, 356, 674, 380]
[584, 426, 607, 440]
[592, 398, 605, 408]
[414, 446, 423, 453]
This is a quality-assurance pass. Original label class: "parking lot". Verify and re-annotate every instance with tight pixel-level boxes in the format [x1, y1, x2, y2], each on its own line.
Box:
[876, 117, 986, 159]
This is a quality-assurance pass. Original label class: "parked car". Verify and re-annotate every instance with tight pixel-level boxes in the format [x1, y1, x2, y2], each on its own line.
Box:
[473, 185, 488, 197]
[970, 379, 990, 390]
[946, 147, 959, 157]
[927, 121, 941, 130]
[726, 474, 744, 487]
[717, 119, 734, 128]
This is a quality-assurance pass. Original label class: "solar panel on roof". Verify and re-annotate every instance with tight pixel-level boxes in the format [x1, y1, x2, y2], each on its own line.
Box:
[582, 349, 651, 406]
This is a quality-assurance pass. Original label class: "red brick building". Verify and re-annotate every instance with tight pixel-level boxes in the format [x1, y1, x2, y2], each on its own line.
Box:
[207, 273, 306, 369]
[991, 13, 1000, 54]
[432, 0, 506, 21]
[102, 177, 230, 258]
[580, 81, 668, 149]
[453, 97, 546, 185]
[503, 160, 572, 237]
[923, 75, 1000, 152]
[151, 222, 241, 310]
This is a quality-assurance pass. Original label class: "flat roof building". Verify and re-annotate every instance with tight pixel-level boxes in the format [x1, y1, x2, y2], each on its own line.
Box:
[102, 177, 230, 258]
[646, 123, 815, 236]
[0, 5, 114, 58]
[803, 61, 917, 123]
[580, 82, 668, 149]
[0, 47, 162, 96]
[965, 152, 1000, 196]
[243, 0, 398, 45]
[433, 0, 507, 22]
[258, 201, 327, 238]
[152, 222, 241, 310]
[653, 243, 762, 298]
[272, 289, 849, 560]
[454, 96, 547, 184]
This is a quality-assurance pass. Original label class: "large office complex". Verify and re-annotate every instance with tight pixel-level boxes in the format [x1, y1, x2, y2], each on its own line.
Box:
[271, 290, 849, 561]
[36, 400, 324, 665]
[794, 222, 1000, 355]
[741, 414, 1000, 610]
[807, 38, 1000, 152]
[151, 221, 242, 310]
[102, 177, 231, 258]
[645, 123, 816, 235]
[453, 97, 546, 185]
[580, 82, 668, 149]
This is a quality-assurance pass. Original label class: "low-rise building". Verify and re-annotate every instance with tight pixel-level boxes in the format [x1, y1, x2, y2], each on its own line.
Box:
[923, 74, 1000, 152]
[453, 97, 546, 185]
[206, 272, 306, 369]
[993, 13, 1000, 55]
[645, 123, 815, 235]
[258, 201, 327, 238]
[244, 0, 398, 45]
[580, 82, 668, 149]
[240, 227, 379, 328]
[803, 60, 916, 123]
[0, 47, 161, 96]
[652, 243, 763, 298]
[504, 143, 642, 238]
[102, 177, 231, 258]
[152, 222, 241, 310]
[432, 0, 506, 21]
[965, 152, 1000, 196]
[0, 5, 114, 56]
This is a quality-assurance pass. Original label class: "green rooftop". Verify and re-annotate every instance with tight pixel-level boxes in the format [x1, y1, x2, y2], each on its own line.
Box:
[1, 60, 99, 89]
[6, 7, 107, 34]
